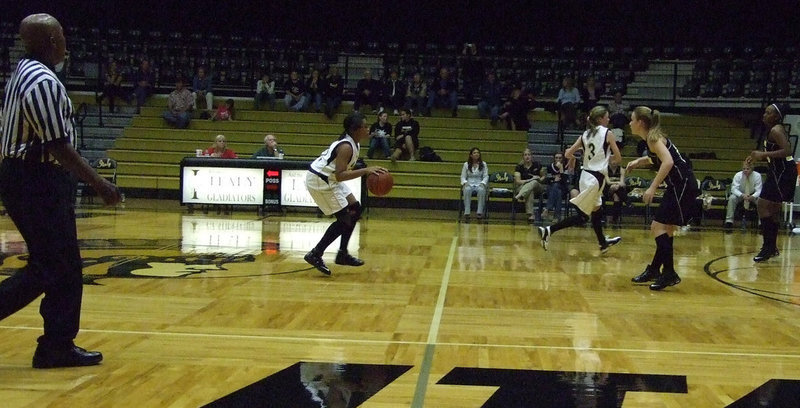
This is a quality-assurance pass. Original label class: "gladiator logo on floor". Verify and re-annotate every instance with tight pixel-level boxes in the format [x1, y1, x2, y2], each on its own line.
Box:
[0, 239, 255, 283]
[203, 362, 412, 408]
[202, 363, 800, 407]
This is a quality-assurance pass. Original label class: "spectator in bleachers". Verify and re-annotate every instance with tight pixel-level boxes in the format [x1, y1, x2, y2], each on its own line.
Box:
[382, 70, 406, 115]
[353, 69, 381, 113]
[556, 76, 581, 129]
[254, 73, 276, 110]
[131, 59, 155, 113]
[97, 60, 123, 113]
[566, 156, 582, 200]
[367, 111, 393, 159]
[322, 66, 344, 119]
[461, 147, 489, 221]
[252, 134, 284, 159]
[306, 69, 323, 113]
[210, 98, 234, 121]
[604, 159, 628, 225]
[580, 76, 603, 118]
[476, 72, 503, 125]
[460, 43, 484, 104]
[162, 77, 193, 129]
[542, 151, 567, 222]
[192, 66, 214, 112]
[404, 73, 427, 116]
[607, 91, 630, 130]
[390, 108, 420, 162]
[724, 160, 762, 229]
[283, 70, 308, 112]
[498, 87, 535, 131]
[426, 67, 458, 117]
[203, 134, 238, 158]
[514, 148, 545, 222]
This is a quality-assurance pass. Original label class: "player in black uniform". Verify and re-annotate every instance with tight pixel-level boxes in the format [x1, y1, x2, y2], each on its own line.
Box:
[748, 103, 795, 262]
[625, 107, 699, 290]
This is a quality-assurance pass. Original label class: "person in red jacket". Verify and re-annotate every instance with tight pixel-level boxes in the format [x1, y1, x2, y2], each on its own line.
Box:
[203, 134, 238, 158]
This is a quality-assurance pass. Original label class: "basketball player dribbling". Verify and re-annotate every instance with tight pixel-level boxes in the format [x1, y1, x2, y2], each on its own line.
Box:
[538, 106, 622, 253]
[304, 112, 387, 275]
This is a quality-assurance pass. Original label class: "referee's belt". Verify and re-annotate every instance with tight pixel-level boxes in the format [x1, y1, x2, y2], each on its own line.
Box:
[309, 167, 329, 183]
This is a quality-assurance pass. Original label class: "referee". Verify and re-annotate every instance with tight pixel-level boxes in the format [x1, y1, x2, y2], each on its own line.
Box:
[0, 14, 120, 368]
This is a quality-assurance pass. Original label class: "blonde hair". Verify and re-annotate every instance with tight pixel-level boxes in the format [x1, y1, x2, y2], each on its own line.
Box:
[586, 106, 608, 138]
[633, 106, 667, 143]
[519, 148, 532, 166]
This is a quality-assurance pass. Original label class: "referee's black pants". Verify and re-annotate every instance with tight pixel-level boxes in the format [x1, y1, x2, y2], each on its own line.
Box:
[0, 159, 83, 348]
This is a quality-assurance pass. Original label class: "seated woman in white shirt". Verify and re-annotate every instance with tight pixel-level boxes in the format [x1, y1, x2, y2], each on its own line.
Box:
[461, 147, 489, 221]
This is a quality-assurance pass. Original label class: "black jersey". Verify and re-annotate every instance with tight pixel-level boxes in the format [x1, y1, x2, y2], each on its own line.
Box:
[763, 137, 794, 178]
[647, 138, 693, 187]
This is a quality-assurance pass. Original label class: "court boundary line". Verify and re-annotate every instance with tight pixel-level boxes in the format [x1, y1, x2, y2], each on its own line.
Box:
[410, 230, 459, 407]
[2, 324, 799, 359]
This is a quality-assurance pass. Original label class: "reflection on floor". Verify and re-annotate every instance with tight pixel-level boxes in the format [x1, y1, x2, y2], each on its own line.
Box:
[205, 362, 411, 408]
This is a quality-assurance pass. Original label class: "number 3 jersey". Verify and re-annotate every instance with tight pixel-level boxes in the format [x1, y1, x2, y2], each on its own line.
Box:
[580, 125, 611, 174]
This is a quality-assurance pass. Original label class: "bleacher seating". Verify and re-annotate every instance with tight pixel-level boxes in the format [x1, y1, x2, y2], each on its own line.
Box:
[0, 25, 781, 223]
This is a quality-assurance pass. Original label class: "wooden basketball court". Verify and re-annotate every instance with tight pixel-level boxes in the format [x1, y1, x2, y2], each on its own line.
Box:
[0, 199, 798, 407]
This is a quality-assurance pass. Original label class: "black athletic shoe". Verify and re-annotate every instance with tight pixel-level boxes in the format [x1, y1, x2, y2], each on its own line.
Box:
[304, 250, 331, 275]
[599, 236, 622, 253]
[335, 251, 364, 266]
[753, 247, 780, 263]
[631, 264, 660, 283]
[649, 270, 681, 291]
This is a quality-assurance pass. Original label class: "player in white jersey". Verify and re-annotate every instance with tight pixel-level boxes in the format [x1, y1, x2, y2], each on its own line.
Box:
[304, 112, 387, 275]
[539, 106, 622, 253]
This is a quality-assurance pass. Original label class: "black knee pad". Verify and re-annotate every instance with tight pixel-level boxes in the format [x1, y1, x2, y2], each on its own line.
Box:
[335, 202, 362, 227]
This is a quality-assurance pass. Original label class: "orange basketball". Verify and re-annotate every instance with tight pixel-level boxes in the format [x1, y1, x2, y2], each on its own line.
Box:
[367, 172, 393, 196]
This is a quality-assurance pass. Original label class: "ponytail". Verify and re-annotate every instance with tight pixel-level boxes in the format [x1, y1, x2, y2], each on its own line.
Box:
[586, 105, 608, 139]
[632, 106, 667, 143]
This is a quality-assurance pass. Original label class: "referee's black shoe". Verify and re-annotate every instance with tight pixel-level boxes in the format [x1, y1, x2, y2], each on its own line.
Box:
[753, 247, 779, 263]
[32, 345, 102, 369]
[304, 250, 331, 275]
[335, 250, 364, 266]
[649, 270, 681, 291]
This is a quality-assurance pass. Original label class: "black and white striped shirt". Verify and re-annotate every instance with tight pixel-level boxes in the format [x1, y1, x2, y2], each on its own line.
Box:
[1, 58, 75, 163]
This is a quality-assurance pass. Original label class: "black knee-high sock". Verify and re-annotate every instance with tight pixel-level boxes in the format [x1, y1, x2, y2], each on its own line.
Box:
[662, 234, 675, 273]
[339, 221, 357, 252]
[314, 221, 344, 254]
[760, 217, 777, 249]
[549, 208, 588, 234]
[650, 233, 670, 272]
[767, 217, 779, 250]
[591, 210, 605, 245]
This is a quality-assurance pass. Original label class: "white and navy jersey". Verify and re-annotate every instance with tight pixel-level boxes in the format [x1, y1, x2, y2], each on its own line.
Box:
[309, 134, 359, 183]
[0, 58, 76, 163]
[647, 137, 694, 187]
[580, 125, 611, 174]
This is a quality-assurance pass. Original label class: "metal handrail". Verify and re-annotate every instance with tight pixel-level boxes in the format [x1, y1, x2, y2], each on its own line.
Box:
[76, 102, 88, 151]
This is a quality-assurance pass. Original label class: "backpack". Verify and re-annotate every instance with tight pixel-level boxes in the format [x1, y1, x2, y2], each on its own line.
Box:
[419, 146, 442, 162]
